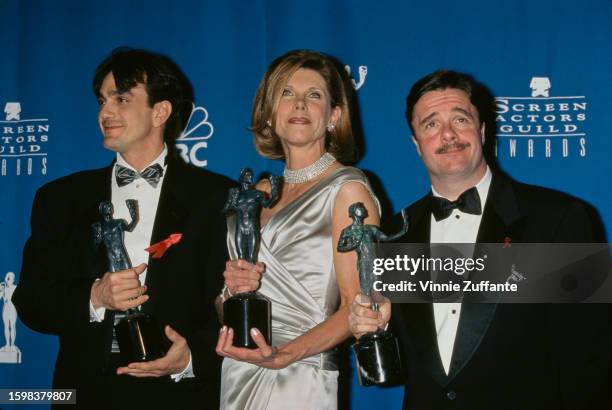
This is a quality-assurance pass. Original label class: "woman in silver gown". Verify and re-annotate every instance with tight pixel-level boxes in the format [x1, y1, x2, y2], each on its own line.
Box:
[216, 50, 380, 409]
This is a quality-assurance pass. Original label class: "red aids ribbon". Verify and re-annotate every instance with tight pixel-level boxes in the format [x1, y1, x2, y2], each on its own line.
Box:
[145, 233, 183, 258]
[503, 236, 512, 248]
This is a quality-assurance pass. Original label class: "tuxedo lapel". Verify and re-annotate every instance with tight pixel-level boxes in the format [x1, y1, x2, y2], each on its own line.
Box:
[399, 302, 449, 386]
[395, 195, 451, 383]
[149, 159, 190, 247]
[446, 303, 497, 381]
[404, 194, 431, 244]
[82, 166, 114, 280]
[85, 166, 113, 208]
[448, 173, 524, 378]
[142, 157, 191, 315]
[476, 173, 525, 244]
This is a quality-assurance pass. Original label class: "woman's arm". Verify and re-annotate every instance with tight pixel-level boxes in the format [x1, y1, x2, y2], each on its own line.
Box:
[216, 181, 380, 369]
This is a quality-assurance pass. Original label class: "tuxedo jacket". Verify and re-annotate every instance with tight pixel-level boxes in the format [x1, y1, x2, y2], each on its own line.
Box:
[14, 154, 234, 409]
[386, 172, 611, 410]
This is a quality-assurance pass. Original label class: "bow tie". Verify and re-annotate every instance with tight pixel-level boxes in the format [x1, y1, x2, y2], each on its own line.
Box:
[431, 187, 482, 221]
[115, 164, 164, 188]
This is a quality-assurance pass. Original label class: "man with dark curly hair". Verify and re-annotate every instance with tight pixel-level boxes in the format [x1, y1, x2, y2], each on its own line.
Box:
[14, 48, 233, 409]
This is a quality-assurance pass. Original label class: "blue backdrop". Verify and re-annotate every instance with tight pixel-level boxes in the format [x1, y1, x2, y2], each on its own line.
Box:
[1, 0, 610, 408]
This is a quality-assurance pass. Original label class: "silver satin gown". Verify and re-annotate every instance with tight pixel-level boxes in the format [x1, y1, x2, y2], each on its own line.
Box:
[220, 167, 379, 410]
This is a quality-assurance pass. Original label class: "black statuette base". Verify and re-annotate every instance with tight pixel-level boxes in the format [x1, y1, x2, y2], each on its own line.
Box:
[115, 311, 168, 365]
[354, 330, 402, 386]
[224, 292, 271, 348]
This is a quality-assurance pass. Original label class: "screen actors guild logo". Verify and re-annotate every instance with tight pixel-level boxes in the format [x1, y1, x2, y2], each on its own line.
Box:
[1, 102, 50, 176]
[4, 102, 21, 121]
[529, 77, 551, 97]
[0, 272, 21, 364]
[344, 65, 368, 90]
[176, 103, 214, 168]
[495, 77, 587, 159]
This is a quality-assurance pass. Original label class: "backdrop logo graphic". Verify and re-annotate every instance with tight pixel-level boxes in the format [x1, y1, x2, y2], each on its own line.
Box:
[344, 65, 368, 90]
[1, 102, 49, 176]
[0, 272, 21, 364]
[495, 77, 587, 159]
[4, 102, 21, 120]
[529, 77, 551, 97]
[176, 103, 214, 168]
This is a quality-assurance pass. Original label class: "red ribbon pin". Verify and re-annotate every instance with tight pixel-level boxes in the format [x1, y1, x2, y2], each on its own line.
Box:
[145, 233, 183, 258]
[503, 236, 512, 248]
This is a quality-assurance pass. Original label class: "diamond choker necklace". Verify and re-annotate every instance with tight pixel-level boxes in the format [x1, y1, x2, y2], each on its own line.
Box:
[283, 152, 336, 184]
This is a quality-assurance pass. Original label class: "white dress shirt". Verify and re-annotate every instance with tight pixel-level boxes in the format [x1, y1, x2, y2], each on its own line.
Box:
[90, 145, 168, 320]
[430, 166, 492, 375]
[88, 145, 193, 380]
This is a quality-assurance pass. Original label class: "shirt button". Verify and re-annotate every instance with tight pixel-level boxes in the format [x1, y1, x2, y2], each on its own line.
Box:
[452, 309, 457, 314]
[455, 214, 460, 219]
[446, 390, 457, 400]
[136, 183, 141, 188]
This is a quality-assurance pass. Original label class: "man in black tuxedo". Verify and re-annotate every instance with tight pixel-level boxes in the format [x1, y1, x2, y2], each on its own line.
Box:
[349, 70, 611, 409]
[13, 48, 233, 409]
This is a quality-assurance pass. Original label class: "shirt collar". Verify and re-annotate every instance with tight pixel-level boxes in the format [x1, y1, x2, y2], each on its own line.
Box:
[431, 165, 492, 205]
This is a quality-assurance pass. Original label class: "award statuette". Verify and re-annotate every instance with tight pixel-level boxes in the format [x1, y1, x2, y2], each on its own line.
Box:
[222, 169, 280, 348]
[338, 202, 409, 386]
[92, 200, 168, 364]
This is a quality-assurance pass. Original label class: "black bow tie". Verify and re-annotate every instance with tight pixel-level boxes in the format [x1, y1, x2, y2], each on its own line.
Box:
[115, 164, 164, 188]
[431, 187, 482, 221]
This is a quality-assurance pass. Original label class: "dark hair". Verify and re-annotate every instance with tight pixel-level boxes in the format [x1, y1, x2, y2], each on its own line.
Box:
[251, 49, 356, 163]
[93, 47, 194, 145]
[405, 70, 488, 134]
